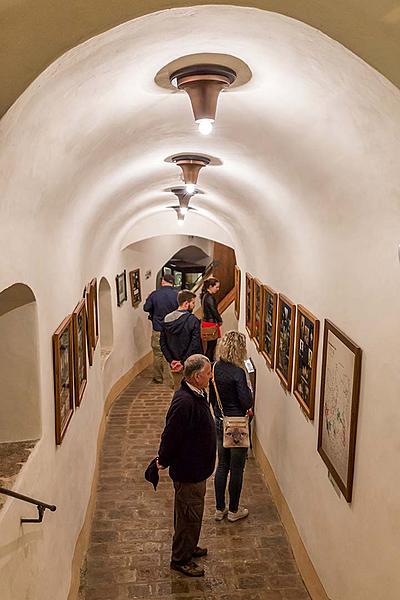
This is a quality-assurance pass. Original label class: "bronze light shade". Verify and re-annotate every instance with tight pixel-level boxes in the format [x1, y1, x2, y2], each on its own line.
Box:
[170, 64, 237, 131]
[171, 154, 210, 189]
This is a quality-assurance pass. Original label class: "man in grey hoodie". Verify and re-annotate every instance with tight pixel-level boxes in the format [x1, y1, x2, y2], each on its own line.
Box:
[160, 290, 203, 390]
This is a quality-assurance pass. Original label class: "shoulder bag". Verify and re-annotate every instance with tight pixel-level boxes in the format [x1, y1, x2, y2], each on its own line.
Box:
[212, 364, 250, 448]
[201, 295, 220, 341]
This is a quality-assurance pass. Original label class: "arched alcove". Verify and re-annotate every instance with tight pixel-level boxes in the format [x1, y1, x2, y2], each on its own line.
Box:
[0, 283, 41, 443]
[99, 277, 113, 360]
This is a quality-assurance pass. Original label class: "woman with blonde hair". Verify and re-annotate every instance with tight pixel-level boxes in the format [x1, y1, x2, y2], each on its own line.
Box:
[209, 330, 253, 522]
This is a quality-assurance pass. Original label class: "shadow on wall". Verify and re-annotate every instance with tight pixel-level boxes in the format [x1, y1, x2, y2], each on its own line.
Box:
[99, 277, 113, 360]
[0, 283, 41, 443]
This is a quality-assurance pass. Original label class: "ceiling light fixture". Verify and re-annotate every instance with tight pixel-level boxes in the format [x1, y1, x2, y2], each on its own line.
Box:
[171, 154, 210, 193]
[170, 64, 237, 135]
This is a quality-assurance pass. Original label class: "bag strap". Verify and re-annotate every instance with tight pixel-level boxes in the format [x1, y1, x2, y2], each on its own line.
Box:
[212, 363, 224, 417]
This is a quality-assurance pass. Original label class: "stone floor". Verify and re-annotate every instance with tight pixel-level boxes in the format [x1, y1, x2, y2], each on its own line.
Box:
[79, 368, 310, 600]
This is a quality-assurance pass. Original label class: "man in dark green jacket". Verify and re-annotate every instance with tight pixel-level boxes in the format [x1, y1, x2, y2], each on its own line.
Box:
[157, 354, 215, 577]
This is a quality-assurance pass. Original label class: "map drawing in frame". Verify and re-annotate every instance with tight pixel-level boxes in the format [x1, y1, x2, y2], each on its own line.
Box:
[317, 320, 362, 502]
[234, 265, 241, 320]
[72, 299, 88, 407]
[252, 278, 263, 351]
[260, 284, 278, 369]
[53, 315, 74, 445]
[245, 273, 254, 337]
[116, 270, 127, 307]
[293, 305, 320, 420]
[275, 294, 296, 390]
[129, 269, 142, 307]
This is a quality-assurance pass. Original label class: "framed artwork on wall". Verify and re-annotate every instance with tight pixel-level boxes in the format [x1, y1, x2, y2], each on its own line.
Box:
[317, 320, 362, 502]
[72, 300, 88, 407]
[84, 284, 94, 366]
[234, 265, 241, 320]
[252, 278, 263, 350]
[245, 273, 254, 336]
[275, 294, 296, 390]
[90, 278, 99, 348]
[260, 284, 278, 369]
[116, 270, 127, 307]
[293, 305, 320, 419]
[129, 269, 142, 307]
[53, 315, 74, 445]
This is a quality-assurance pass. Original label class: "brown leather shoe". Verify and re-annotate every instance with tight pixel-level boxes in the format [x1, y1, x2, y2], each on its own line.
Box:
[192, 546, 208, 558]
[170, 560, 205, 577]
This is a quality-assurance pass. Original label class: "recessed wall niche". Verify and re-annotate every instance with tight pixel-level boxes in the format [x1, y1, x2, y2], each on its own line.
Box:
[0, 283, 41, 443]
[99, 277, 113, 360]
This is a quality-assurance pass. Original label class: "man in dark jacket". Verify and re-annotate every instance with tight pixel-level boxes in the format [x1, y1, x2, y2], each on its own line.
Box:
[143, 274, 178, 384]
[160, 290, 202, 390]
[157, 354, 215, 577]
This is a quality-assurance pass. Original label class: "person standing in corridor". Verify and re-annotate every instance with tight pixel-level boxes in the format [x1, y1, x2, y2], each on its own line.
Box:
[200, 277, 223, 361]
[160, 290, 203, 390]
[143, 273, 178, 385]
[157, 354, 216, 577]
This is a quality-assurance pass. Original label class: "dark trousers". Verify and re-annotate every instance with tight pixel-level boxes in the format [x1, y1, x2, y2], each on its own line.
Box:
[172, 480, 206, 564]
[214, 421, 247, 512]
[205, 338, 218, 361]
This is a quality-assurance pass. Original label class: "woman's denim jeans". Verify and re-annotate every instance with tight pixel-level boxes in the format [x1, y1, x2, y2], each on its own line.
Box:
[214, 419, 247, 512]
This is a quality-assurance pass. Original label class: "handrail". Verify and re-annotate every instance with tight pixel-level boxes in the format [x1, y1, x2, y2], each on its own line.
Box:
[0, 486, 56, 523]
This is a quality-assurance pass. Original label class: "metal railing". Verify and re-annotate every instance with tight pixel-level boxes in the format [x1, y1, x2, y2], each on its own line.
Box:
[0, 487, 56, 523]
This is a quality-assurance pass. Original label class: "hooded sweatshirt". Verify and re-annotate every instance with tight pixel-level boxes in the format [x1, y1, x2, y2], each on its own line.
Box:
[160, 309, 202, 363]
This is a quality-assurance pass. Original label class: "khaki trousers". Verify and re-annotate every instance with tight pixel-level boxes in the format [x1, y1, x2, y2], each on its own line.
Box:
[172, 480, 206, 564]
[151, 331, 173, 386]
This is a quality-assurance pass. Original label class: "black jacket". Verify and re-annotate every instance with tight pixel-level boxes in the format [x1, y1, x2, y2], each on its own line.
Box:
[143, 286, 178, 332]
[160, 310, 202, 363]
[209, 360, 253, 418]
[158, 381, 216, 482]
[202, 292, 222, 323]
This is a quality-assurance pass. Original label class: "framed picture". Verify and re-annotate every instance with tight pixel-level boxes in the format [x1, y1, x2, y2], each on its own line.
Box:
[293, 305, 320, 419]
[252, 278, 263, 350]
[275, 294, 296, 390]
[72, 300, 88, 407]
[234, 265, 241, 320]
[129, 269, 142, 307]
[116, 270, 127, 307]
[317, 320, 362, 502]
[260, 285, 278, 368]
[90, 278, 99, 348]
[53, 315, 74, 444]
[245, 273, 254, 336]
[84, 284, 94, 366]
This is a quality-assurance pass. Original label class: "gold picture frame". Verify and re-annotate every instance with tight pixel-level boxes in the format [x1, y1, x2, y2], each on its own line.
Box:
[260, 284, 278, 369]
[293, 305, 319, 419]
[72, 299, 88, 407]
[53, 315, 74, 444]
[275, 294, 296, 390]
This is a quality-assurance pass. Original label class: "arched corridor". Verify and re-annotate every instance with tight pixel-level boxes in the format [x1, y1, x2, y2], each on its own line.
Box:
[79, 368, 309, 600]
[1, 3, 400, 600]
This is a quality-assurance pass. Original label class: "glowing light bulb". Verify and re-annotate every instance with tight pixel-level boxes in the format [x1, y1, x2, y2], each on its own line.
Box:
[197, 119, 214, 135]
[185, 183, 195, 194]
[180, 207, 188, 215]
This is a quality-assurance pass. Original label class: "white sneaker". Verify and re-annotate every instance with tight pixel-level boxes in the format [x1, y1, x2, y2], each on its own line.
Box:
[227, 507, 249, 522]
[215, 508, 228, 521]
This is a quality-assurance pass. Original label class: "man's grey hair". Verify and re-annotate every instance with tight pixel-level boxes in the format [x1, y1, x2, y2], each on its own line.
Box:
[183, 354, 210, 379]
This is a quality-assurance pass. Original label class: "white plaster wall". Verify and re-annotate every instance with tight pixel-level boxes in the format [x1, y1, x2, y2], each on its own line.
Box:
[0, 302, 41, 442]
[0, 5, 399, 600]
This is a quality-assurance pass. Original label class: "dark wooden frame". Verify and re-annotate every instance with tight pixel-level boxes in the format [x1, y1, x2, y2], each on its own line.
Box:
[252, 278, 263, 350]
[72, 300, 88, 407]
[275, 294, 296, 390]
[129, 269, 142, 307]
[234, 265, 241, 320]
[84, 284, 94, 366]
[317, 320, 362, 502]
[53, 315, 74, 445]
[116, 270, 127, 307]
[293, 305, 320, 419]
[90, 278, 99, 348]
[245, 273, 254, 336]
[260, 284, 278, 369]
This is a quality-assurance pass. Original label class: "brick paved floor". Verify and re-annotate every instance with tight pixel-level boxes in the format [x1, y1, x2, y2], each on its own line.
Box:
[79, 368, 310, 600]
